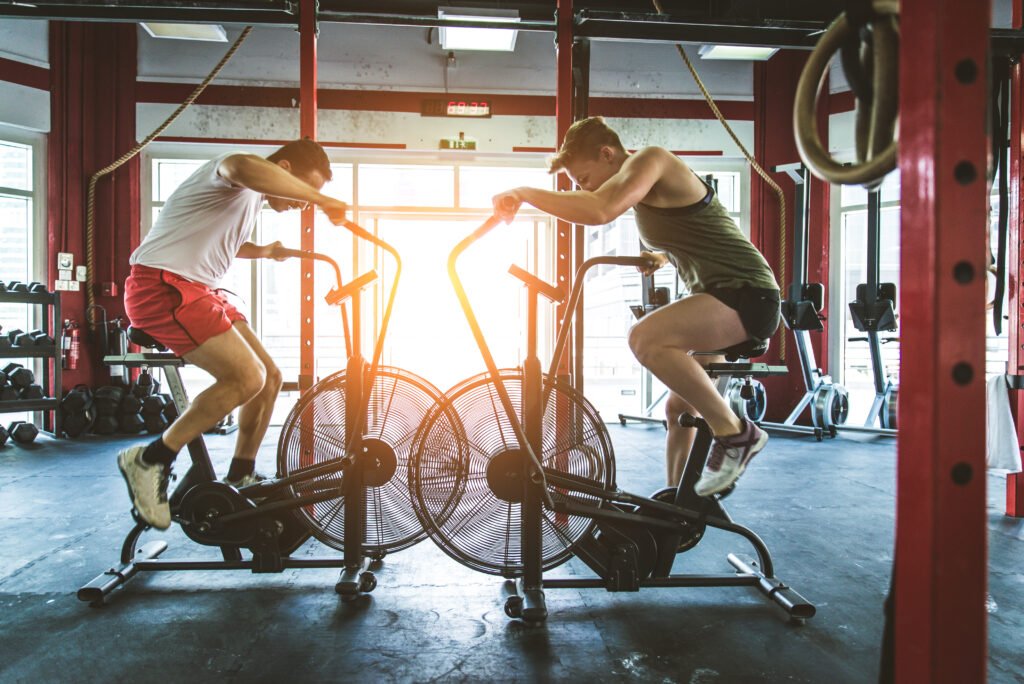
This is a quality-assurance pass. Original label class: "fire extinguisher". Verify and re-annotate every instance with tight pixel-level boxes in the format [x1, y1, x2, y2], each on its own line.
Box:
[63, 320, 80, 370]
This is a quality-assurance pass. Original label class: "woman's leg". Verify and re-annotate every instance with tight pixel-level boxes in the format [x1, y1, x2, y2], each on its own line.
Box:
[629, 293, 767, 495]
[628, 293, 746, 437]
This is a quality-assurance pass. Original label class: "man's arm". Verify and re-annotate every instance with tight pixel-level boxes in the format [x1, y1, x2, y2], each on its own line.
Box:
[218, 154, 347, 223]
[495, 148, 669, 225]
[236, 240, 290, 261]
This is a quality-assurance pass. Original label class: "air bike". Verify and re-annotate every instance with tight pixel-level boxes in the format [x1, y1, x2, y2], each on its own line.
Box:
[80, 221, 452, 604]
[409, 211, 816, 624]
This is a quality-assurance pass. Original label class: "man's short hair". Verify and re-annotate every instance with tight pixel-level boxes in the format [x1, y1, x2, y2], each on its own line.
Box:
[267, 138, 333, 182]
[547, 116, 626, 174]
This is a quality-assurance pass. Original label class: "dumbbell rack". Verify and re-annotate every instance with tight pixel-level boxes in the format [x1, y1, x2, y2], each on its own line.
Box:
[0, 289, 61, 437]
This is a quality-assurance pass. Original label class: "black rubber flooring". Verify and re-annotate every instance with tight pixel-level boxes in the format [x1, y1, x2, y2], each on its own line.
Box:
[0, 424, 1020, 683]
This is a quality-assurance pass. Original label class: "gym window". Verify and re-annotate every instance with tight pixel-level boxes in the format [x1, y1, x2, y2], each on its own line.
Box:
[0, 128, 46, 424]
[146, 149, 556, 419]
[834, 176, 902, 419]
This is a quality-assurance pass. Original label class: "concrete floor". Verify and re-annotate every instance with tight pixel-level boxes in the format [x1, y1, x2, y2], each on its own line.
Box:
[0, 424, 1021, 683]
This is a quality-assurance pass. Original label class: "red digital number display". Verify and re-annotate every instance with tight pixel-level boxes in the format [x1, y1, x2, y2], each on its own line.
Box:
[446, 100, 490, 117]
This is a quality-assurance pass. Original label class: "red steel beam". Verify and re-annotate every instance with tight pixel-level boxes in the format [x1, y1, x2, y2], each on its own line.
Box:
[1012, 76, 1024, 513]
[134, 81, 757, 121]
[555, 0, 573, 379]
[299, 0, 317, 392]
[896, 0, 989, 680]
[1007, 0, 1024, 518]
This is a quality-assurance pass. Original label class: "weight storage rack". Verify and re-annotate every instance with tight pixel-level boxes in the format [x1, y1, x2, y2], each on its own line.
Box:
[0, 288, 62, 436]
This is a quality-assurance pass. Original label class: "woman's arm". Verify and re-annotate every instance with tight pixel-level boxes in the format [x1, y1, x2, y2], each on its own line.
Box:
[494, 148, 669, 225]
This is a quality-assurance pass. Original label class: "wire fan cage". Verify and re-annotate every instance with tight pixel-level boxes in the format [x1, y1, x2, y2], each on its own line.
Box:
[277, 365, 453, 554]
[410, 369, 615, 576]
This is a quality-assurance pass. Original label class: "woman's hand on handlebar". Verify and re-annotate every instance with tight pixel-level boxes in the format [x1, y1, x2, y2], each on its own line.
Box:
[319, 197, 349, 225]
[492, 190, 522, 224]
[638, 250, 668, 276]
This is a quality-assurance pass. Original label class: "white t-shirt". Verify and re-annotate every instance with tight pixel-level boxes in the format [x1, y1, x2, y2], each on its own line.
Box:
[130, 153, 263, 287]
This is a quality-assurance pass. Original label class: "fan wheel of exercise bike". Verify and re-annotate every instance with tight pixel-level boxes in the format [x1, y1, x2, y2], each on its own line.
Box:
[277, 365, 455, 554]
[409, 369, 615, 576]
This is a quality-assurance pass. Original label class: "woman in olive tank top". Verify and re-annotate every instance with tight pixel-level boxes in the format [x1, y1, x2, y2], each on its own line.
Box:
[493, 117, 781, 496]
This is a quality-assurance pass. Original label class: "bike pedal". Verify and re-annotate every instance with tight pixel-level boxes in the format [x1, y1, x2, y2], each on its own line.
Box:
[715, 484, 737, 500]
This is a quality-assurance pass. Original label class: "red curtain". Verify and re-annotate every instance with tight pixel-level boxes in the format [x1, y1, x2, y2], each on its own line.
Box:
[48, 21, 139, 390]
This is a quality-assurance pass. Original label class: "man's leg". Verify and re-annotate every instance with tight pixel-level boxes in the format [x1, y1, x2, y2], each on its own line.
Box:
[118, 326, 267, 529]
[224, 321, 283, 483]
[628, 294, 765, 496]
[163, 326, 267, 450]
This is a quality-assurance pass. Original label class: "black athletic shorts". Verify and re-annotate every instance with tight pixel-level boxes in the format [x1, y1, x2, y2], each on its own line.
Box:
[704, 286, 781, 341]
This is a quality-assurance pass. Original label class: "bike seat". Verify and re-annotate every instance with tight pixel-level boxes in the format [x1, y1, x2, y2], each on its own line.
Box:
[705, 337, 769, 362]
[127, 327, 168, 352]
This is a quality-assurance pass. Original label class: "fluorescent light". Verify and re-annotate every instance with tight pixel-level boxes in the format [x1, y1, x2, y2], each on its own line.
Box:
[140, 23, 228, 42]
[698, 44, 779, 61]
[438, 8, 519, 52]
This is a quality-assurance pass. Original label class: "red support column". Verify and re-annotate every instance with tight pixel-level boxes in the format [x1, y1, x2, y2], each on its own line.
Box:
[299, 0, 317, 391]
[1006, 0, 1024, 517]
[896, 0, 989, 680]
[555, 0, 573, 380]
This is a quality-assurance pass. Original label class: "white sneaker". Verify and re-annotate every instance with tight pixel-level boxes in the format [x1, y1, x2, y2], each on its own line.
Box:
[117, 446, 172, 530]
[694, 419, 768, 497]
[222, 471, 268, 489]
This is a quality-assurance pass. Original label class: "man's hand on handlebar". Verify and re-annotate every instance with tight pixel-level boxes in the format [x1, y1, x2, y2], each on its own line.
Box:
[492, 190, 522, 224]
[319, 198, 349, 225]
[638, 251, 668, 276]
[264, 240, 293, 262]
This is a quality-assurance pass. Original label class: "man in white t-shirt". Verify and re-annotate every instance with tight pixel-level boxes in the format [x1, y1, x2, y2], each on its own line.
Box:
[117, 138, 347, 530]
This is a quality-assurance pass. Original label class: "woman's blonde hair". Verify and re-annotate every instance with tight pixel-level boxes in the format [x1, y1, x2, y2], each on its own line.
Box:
[547, 116, 625, 174]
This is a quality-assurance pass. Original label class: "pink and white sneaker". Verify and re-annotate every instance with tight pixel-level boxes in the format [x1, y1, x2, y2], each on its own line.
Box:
[694, 419, 768, 497]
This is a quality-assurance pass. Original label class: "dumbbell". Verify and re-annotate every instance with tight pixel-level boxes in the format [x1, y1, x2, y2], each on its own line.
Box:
[29, 331, 53, 346]
[0, 425, 7, 446]
[3, 363, 33, 389]
[144, 413, 169, 434]
[7, 281, 28, 293]
[120, 394, 143, 415]
[20, 385, 44, 400]
[93, 386, 125, 417]
[119, 413, 146, 434]
[141, 395, 167, 417]
[7, 329, 23, 345]
[162, 395, 179, 423]
[62, 410, 95, 438]
[8, 420, 38, 445]
[60, 386, 93, 413]
[131, 372, 156, 399]
[92, 415, 118, 435]
[27, 282, 48, 294]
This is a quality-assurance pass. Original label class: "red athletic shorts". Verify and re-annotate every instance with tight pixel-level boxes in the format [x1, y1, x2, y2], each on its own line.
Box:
[124, 264, 247, 356]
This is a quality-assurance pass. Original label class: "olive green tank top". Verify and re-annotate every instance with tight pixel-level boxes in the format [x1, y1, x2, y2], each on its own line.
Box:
[633, 185, 778, 294]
